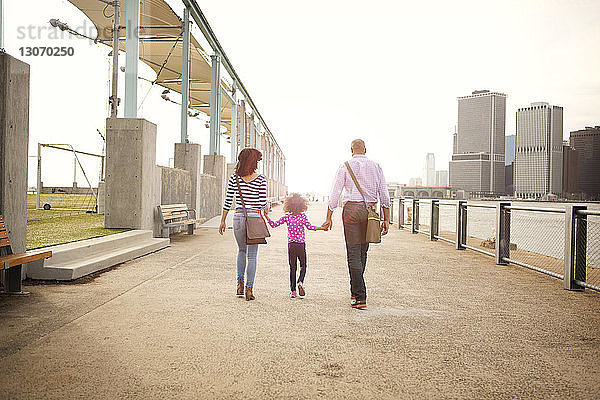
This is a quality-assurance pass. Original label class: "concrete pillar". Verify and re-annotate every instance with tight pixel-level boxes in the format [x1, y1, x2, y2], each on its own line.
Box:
[0, 53, 29, 254]
[174, 142, 201, 212]
[104, 118, 160, 232]
[124, 0, 140, 118]
[203, 154, 227, 212]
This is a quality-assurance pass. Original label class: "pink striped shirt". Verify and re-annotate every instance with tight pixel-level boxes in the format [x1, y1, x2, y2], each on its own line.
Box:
[328, 154, 391, 211]
[267, 213, 316, 243]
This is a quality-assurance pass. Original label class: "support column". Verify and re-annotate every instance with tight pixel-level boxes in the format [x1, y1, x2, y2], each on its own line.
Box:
[411, 199, 419, 234]
[249, 115, 256, 148]
[239, 100, 246, 149]
[230, 84, 238, 161]
[180, 7, 190, 143]
[430, 199, 439, 241]
[398, 199, 404, 228]
[204, 154, 227, 215]
[456, 200, 467, 250]
[124, 0, 140, 118]
[495, 202, 510, 264]
[174, 143, 202, 213]
[209, 54, 221, 154]
[564, 205, 587, 291]
[0, 53, 29, 255]
[104, 118, 160, 232]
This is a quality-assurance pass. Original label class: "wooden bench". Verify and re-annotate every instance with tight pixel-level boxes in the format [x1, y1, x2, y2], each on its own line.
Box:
[157, 204, 205, 238]
[0, 215, 52, 294]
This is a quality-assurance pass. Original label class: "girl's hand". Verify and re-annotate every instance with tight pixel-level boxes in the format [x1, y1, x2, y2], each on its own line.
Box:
[218, 221, 226, 235]
[262, 209, 269, 219]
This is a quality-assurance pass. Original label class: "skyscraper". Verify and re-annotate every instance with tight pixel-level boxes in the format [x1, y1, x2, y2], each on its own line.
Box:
[422, 153, 436, 186]
[569, 126, 600, 198]
[436, 170, 449, 186]
[449, 90, 507, 195]
[514, 102, 563, 198]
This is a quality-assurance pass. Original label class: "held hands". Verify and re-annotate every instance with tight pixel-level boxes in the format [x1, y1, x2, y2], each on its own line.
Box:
[321, 219, 332, 231]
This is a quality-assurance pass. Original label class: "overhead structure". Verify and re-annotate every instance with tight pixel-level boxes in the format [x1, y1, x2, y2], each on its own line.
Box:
[64, 0, 285, 190]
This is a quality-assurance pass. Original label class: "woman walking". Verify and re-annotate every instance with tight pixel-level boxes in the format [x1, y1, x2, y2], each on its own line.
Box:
[218, 148, 268, 301]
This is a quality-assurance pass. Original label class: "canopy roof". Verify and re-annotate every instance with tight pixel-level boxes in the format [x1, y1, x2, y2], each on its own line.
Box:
[66, 0, 234, 132]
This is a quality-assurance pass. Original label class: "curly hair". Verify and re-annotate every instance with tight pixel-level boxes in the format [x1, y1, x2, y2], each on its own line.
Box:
[235, 148, 263, 176]
[283, 193, 308, 215]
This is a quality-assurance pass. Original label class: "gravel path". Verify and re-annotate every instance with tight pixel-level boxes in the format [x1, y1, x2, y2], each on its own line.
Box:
[1, 202, 599, 399]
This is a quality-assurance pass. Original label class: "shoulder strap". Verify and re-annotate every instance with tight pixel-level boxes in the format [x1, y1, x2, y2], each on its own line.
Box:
[235, 176, 249, 217]
[345, 161, 367, 205]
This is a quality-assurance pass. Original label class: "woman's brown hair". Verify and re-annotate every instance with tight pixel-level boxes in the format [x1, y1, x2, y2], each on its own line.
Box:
[283, 193, 308, 215]
[235, 148, 262, 176]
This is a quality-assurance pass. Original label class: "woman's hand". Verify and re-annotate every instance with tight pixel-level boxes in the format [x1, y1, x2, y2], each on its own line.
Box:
[218, 220, 226, 235]
[262, 209, 269, 219]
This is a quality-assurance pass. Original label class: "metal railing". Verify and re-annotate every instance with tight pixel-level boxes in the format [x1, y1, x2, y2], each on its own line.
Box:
[397, 198, 600, 293]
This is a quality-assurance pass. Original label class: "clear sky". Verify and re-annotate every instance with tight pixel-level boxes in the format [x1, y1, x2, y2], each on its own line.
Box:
[4, 0, 600, 193]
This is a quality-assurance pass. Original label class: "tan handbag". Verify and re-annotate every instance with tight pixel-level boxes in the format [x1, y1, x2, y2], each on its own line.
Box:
[345, 162, 382, 244]
[236, 176, 270, 245]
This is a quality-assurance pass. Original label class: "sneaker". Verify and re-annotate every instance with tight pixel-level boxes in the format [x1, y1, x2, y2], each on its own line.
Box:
[297, 282, 305, 297]
[352, 301, 367, 310]
[350, 295, 356, 305]
[290, 291, 297, 298]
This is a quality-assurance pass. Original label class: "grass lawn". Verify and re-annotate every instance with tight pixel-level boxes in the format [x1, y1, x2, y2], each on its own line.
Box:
[26, 193, 128, 250]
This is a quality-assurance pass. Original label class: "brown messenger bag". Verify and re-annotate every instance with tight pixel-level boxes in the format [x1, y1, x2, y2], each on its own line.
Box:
[344, 162, 382, 244]
[236, 176, 270, 245]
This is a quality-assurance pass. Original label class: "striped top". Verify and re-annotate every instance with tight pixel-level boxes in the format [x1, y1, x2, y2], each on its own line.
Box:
[223, 174, 268, 211]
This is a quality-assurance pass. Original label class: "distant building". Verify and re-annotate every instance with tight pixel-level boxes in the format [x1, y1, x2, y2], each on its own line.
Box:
[570, 126, 600, 198]
[514, 102, 563, 198]
[505, 164, 514, 195]
[435, 170, 448, 187]
[409, 177, 422, 187]
[449, 90, 506, 195]
[562, 142, 579, 197]
[505, 135, 516, 166]
[422, 153, 436, 187]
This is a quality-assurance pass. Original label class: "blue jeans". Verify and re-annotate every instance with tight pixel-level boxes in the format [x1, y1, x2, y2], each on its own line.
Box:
[233, 212, 259, 287]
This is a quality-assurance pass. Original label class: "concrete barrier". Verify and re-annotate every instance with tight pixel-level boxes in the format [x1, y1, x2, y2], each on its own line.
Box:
[104, 118, 161, 234]
[0, 53, 29, 256]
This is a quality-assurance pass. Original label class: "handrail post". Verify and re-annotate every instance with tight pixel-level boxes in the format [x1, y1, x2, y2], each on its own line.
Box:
[456, 200, 466, 250]
[564, 205, 587, 291]
[398, 199, 404, 229]
[411, 199, 419, 234]
[430, 199, 439, 241]
[495, 202, 510, 265]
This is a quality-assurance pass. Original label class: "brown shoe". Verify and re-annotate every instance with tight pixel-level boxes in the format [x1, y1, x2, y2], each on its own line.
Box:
[236, 278, 244, 297]
[245, 286, 255, 301]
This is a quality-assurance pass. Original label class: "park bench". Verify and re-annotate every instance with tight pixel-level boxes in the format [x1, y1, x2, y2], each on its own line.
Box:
[0, 215, 52, 294]
[157, 204, 205, 238]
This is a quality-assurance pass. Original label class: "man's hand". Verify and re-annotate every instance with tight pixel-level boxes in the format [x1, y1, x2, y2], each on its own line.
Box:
[381, 220, 389, 236]
[321, 219, 332, 231]
[218, 221, 226, 235]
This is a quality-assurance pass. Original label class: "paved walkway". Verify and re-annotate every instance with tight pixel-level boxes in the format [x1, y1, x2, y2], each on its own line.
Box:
[1, 203, 599, 399]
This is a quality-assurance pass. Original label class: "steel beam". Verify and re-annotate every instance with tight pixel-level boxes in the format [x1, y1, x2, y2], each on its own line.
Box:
[239, 100, 246, 149]
[180, 7, 190, 143]
[455, 201, 466, 249]
[230, 84, 238, 161]
[0, 0, 4, 50]
[411, 199, 419, 234]
[249, 114, 256, 148]
[430, 200, 439, 240]
[124, 0, 140, 117]
[109, 0, 120, 117]
[209, 54, 221, 154]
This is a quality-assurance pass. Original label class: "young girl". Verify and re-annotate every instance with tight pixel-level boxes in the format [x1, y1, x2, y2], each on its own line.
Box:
[264, 193, 326, 298]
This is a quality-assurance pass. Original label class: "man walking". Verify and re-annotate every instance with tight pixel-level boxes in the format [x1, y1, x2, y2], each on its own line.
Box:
[322, 139, 391, 309]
